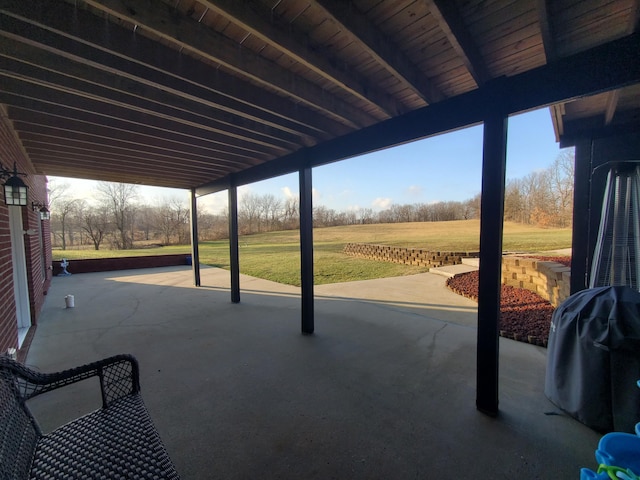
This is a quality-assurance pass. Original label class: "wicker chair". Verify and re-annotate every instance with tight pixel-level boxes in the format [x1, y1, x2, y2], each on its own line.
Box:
[0, 354, 180, 479]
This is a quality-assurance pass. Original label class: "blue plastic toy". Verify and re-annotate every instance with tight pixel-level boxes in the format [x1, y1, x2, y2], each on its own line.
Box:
[580, 381, 640, 479]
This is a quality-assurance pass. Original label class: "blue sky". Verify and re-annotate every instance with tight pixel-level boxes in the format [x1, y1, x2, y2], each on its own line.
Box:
[50, 107, 568, 214]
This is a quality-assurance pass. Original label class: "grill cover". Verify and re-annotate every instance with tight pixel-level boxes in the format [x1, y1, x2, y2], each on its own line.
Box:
[545, 286, 640, 432]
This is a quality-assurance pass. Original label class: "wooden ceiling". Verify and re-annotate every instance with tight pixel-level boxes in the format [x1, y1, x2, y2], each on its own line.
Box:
[0, 0, 639, 191]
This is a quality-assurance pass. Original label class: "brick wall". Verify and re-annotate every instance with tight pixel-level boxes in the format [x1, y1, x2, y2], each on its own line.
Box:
[344, 243, 478, 268]
[502, 257, 571, 307]
[52, 254, 191, 275]
[0, 106, 51, 355]
[24, 176, 53, 323]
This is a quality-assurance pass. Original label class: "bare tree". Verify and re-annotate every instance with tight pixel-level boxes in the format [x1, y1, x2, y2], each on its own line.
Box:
[282, 197, 299, 229]
[504, 179, 525, 223]
[239, 193, 262, 234]
[462, 194, 481, 219]
[197, 209, 228, 240]
[97, 182, 138, 249]
[153, 198, 189, 245]
[50, 197, 81, 250]
[313, 205, 339, 227]
[47, 178, 69, 209]
[136, 205, 155, 241]
[359, 208, 374, 224]
[261, 194, 282, 231]
[78, 202, 111, 250]
[548, 149, 575, 227]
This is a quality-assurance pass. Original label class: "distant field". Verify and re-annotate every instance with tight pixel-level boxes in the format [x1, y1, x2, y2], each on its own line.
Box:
[53, 220, 572, 285]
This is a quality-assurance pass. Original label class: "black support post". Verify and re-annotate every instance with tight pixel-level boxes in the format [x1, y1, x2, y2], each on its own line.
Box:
[476, 113, 508, 416]
[570, 139, 592, 294]
[189, 188, 201, 287]
[228, 183, 240, 303]
[299, 167, 314, 334]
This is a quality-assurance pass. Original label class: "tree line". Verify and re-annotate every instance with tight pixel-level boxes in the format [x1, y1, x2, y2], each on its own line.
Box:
[49, 151, 574, 250]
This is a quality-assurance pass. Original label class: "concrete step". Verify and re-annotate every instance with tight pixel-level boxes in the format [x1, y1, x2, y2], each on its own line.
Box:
[461, 258, 479, 267]
[430, 263, 478, 278]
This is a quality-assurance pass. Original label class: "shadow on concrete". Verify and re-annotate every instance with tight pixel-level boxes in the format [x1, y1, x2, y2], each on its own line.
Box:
[26, 266, 600, 479]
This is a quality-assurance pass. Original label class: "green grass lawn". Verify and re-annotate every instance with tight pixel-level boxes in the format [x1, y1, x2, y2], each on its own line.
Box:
[53, 220, 572, 286]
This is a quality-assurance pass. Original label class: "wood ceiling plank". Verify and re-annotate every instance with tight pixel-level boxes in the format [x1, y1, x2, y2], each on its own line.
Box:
[425, 0, 490, 85]
[18, 129, 243, 170]
[0, 45, 298, 154]
[197, 0, 402, 117]
[0, 5, 344, 145]
[0, 80, 279, 160]
[8, 110, 263, 167]
[21, 139, 228, 175]
[79, 0, 378, 128]
[461, 0, 522, 25]
[551, 1, 636, 56]
[30, 157, 205, 188]
[197, 32, 640, 194]
[537, 0, 556, 61]
[311, 0, 445, 104]
[375, 1, 431, 38]
[357, 0, 411, 24]
[600, 0, 637, 126]
[1, 0, 349, 139]
[26, 148, 224, 178]
[552, 0, 631, 24]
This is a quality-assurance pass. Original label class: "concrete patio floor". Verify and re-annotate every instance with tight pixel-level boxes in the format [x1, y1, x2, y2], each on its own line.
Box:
[25, 265, 600, 479]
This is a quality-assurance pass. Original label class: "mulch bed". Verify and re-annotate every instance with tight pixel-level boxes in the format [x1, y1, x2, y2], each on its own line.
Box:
[445, 255, 572, 347]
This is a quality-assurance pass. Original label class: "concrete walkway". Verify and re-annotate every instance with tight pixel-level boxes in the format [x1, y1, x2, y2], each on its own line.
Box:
[26, 266, 600, 479]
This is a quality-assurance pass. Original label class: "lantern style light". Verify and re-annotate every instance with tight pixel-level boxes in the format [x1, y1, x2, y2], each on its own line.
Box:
[1, 162, 28, 207]
[32, 202, 50, 220]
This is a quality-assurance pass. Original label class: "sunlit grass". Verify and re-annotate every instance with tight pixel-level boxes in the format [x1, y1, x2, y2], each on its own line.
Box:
[52, 220, 572, 285]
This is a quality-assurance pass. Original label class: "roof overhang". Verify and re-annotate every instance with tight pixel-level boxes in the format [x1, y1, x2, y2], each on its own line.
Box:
[0, 0, 638, 189]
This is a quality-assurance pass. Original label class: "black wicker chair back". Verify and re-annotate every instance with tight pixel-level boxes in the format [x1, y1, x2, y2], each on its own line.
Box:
[0, 364, 39, 480]
[0, 355, 180, 480]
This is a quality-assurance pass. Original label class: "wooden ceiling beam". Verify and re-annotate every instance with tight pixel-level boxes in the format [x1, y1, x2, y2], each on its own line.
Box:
[0, 32, 304, 152]
[425, 0, 490, 86]
[537, 0, 556, 62]
[1, 0, 349, 139]
[30, 156, 203, 188]
[22, 139, 228, 175]
[27, 149, 222, 177]
[199, 0, 400, 117]
[312, 0, 444, 105]
[0, 79, 277, 161]
[8, 109, 262, 168]
[17, 128, 240, 170]
[604, 89, 620, 125]
[77, 0, 377, 128]
[197, 32, 640, 195]
[601, 0, 639, 127]
[559, 111, 640, 147]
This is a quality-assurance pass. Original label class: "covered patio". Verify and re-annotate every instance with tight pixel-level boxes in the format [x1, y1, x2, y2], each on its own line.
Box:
[27, 266, 599, 478]
[1, 0, 640, 477]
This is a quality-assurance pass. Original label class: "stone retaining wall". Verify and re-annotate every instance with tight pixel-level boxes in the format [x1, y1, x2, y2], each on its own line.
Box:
[343, 243, 478, 268]
[344, 243, 571, 307]
[502, 257, 571, 307]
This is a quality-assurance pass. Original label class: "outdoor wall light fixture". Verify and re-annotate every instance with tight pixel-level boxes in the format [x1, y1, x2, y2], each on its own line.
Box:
[32, 202, 50, 220]
[0, 162, 28, 207]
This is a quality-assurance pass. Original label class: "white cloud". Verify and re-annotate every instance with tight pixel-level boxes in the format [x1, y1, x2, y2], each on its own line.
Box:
[372, 197, 392, 209]
[406, 185, 423, 197]
[198, 193, 228, 214]
[312, 188, 321, 201]
[281, 186, 295, 199]
[238, 185, 253, 197]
